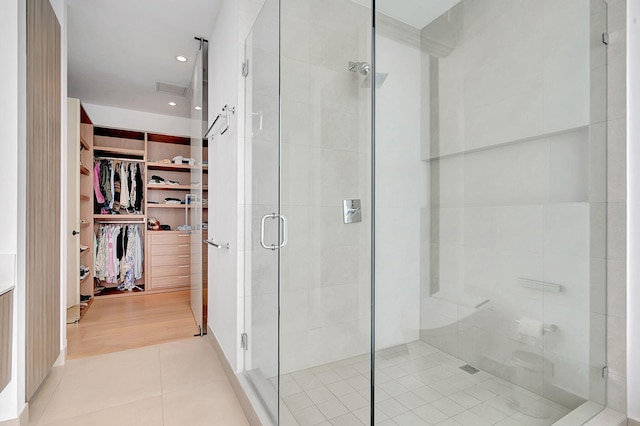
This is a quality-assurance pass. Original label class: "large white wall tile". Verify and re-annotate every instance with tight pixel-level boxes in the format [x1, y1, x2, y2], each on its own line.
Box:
[543, 203, 590, 258]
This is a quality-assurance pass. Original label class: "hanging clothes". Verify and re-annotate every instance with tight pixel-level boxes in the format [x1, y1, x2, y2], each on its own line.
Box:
[120, 162, 130, 210]
[93, 160, 144, 214]
[94, 224, 144, 289]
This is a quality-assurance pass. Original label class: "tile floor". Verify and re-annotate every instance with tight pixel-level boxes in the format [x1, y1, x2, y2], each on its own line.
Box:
[29, 337, 249, 426]
[278, 340, 574, 425]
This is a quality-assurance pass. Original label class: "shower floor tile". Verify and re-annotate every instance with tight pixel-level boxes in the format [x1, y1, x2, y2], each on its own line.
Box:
[278, 340, 572, 425]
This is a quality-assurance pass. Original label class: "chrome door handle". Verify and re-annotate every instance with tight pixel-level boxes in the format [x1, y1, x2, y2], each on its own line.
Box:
[260, 213, 287, 250]
[260, 213, 278, 251]
[279, 215, 288, 248]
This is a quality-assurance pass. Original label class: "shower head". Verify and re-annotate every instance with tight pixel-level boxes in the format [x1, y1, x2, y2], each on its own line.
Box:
[361, 72, 388, 89]
[348, 61, 388, 88]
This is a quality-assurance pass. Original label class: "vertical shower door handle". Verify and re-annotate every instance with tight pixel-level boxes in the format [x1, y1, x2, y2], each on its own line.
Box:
[260, 213, 288, 250]
[279, 214, 288, 248]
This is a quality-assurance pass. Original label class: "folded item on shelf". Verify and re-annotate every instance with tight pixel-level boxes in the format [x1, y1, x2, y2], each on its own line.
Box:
[149, 174, 180, 185]
[177, 224, 192, 231]
[171, 155, 195, 165]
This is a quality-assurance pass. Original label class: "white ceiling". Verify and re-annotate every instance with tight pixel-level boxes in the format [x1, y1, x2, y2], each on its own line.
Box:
[354, 0, 462, 29]
[67, 0, 221, 118]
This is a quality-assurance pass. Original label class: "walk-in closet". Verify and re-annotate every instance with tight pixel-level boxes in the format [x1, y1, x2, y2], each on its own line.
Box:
[64, 3, 211, 355]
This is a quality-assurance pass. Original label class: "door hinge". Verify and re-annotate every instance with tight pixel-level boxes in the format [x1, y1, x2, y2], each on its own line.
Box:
[602, 32, 609, 45]
[241, 332, 248, 350]
[602, 365, 608, 378]
[242, 60, 249, 77]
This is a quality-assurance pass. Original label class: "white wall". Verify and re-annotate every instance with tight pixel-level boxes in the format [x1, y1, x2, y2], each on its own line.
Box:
[207, 0, 242, 372]
[0, 0, 21, 420]
[627, 0, 640, 420]
[83, 103, 191, 136]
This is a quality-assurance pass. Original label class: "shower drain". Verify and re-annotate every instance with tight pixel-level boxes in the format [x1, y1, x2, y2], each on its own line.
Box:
[459, 364, 480, 374]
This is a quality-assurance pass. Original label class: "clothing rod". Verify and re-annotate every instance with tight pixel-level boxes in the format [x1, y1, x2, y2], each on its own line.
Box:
[95, 156, 146, 163]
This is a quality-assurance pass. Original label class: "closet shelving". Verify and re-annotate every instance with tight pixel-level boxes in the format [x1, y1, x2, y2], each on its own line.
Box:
[92, 127, 147, 298]
[145, 132, 208, 292]
[87, 127, 208, 298]
[78, 107, 94, 320]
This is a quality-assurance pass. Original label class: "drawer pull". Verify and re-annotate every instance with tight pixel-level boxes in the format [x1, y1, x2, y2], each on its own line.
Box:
[179, 275, 189, 279]
[178, 255, 189, 258]
[178, 265, 189, 268]
[178, 245, 189, 248]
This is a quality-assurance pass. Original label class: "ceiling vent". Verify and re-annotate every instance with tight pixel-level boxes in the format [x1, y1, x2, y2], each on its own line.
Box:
[156, 82, 189, 97]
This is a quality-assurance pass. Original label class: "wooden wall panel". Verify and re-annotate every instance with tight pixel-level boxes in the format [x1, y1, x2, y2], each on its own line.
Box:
[0, 289, 13, 393]
[26, 0, 61, 400]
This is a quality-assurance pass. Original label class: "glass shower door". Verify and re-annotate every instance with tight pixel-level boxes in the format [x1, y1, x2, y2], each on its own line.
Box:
[190, 43, 206, 334]
[243, 0, 280, 424]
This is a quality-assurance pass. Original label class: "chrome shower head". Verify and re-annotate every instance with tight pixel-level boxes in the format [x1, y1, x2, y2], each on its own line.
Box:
[361, 72, 388, 89]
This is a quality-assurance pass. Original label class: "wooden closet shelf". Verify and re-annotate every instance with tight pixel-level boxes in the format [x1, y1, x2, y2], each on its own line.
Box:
[147, 204, 208, 209]
[94, 214, 146, 221]
[147, 184, 208, 191]
[80, 165, 90, 175]
[80, 137, 90, 151]
[80, 194, 90, 202]
[94, 146, 145, 158]
[147, 162, 208, 173]
[80, 273, 91, 283]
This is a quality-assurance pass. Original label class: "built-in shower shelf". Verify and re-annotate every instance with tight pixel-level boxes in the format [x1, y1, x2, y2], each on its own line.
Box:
[421, 125, 589, 162]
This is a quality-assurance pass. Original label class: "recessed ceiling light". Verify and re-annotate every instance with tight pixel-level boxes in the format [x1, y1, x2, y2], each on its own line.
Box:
[176, 55, 188, 62]
[194, 106, 202, 111]
[169, 101, 177, 106]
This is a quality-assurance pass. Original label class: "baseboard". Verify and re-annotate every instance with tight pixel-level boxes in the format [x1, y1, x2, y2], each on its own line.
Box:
[206, 326, 264, 426]
[628, 419, 640, 426]
[0, 403, 29, 426]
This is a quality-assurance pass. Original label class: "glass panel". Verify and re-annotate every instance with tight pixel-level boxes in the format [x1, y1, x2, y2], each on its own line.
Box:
[189, 44, 206, 334]
[243, 1, 280, 424]
[374, 0, 607, 424]
[278, 0, 373, 424]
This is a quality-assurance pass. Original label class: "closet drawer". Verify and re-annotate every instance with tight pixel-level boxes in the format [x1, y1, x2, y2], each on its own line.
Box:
[151, 243, 190, 256]
[150, 275, 190, 289]
[151, 254, 190, 267]
[152, 264, 190, 278]
[149, 232, 191, 246]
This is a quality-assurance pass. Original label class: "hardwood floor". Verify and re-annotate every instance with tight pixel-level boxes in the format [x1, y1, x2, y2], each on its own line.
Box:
[66, 290, 199, 360]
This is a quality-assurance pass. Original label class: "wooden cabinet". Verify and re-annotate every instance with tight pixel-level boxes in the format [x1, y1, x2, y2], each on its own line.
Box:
[0, 288, 13, 393]
[147, 232, 191, 290]
[144, 133, 208, 293]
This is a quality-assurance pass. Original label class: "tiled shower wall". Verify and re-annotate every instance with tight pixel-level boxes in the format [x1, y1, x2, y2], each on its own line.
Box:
[418, 0, 612, 409]
[278, 0, 372, 373]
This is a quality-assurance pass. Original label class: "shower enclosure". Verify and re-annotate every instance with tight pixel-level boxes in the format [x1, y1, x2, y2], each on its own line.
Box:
[241, 0, 608, 424]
